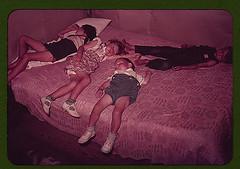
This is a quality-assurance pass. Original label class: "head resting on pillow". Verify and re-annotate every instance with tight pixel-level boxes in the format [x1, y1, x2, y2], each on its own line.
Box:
[82, 24, 97, 44]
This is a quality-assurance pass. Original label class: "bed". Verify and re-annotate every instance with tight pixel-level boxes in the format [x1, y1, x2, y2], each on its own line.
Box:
[10, 23, 233, 165]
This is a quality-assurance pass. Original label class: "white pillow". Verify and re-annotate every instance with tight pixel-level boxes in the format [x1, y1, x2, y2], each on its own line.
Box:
[74, 17, 111, 36]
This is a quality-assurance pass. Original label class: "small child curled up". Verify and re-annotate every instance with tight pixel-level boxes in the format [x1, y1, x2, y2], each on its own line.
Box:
[78, 58, 152, 153]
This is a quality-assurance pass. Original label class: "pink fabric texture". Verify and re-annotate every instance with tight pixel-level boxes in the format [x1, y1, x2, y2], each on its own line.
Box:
[11, 26, 232, 165]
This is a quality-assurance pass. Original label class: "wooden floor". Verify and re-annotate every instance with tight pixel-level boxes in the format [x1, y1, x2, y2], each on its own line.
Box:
[7, 86, 153, 165]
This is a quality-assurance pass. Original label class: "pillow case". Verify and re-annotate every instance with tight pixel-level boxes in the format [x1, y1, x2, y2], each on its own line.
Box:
[74, 17, 112, 36]
[64, 18, 111, 38]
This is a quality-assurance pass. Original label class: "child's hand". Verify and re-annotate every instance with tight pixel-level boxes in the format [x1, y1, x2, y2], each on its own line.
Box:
[95, 89, 103, 98]
[70, 24, 79, 31]
[172, 66, 182, 71]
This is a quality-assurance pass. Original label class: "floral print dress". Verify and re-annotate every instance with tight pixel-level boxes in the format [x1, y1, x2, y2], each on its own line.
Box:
[65, 38, 106, 74]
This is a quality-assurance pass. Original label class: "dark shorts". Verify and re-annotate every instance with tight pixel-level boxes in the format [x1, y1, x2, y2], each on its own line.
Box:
[105, 74, 141, 105]
[44, 38, 77, 61]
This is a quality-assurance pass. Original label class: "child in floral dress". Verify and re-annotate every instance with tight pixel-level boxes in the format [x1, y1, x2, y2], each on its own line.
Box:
[41, 38, 125, 118]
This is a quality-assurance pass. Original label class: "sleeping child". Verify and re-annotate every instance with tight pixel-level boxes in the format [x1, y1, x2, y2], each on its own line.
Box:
[41, 39, 126, 118]
[78, 58, 152, 153]
[8, 24, 97, 84]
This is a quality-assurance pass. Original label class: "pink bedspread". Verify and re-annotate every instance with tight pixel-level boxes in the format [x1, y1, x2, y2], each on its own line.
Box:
[11, 26, 232, 165]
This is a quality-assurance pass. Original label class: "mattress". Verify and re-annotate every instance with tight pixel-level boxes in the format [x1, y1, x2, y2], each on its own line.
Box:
[11, 26, 233, 165]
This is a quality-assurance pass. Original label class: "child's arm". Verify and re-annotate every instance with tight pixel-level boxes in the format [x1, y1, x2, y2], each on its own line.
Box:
[57, 24, 79, 38]
[75, 46, 84, 61]
[142, 70, 153, 85]
[172, 60, 217, 71]
[106, 53, 141, 60]
[74, 39, 99, 61]
[95, 80, 111, 98]
[82, 39, 98, 50]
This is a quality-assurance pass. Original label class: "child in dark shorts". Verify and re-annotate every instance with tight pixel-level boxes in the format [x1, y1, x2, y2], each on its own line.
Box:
[8, 24, 96, 84]
[78, 58, 152, 154]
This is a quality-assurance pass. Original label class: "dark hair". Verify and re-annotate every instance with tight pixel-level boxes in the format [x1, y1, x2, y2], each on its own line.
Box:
[224, 46, 232, 64]
[82, 24, 96, 44]
[121, 58, 135, 70]
[107, 39, 127, 55]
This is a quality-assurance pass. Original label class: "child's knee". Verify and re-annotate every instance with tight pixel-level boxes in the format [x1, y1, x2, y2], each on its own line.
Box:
[69, 81, 78, 88]
[22, 53, 30, 61]
[20, 35, 29, 42]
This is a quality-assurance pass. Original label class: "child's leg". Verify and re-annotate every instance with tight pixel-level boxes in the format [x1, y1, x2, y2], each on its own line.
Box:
[8, 51, 55, 83]
[41, 74, 80, 116]
[145, 58, 172, 71]
[9, 35, 47, 70]
[78, 94, 113, 144]
[101, 96, 130, 154]
[110, 96, 130, 134]
[61, 72, 91, 118]
[19, 35, 47, 57]
[51, 74, 82, 99]
[88, 94, 113, 127]
[69, 71, 91, 100]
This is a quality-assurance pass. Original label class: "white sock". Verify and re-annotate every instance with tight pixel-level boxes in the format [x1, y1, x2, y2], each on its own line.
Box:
[87, 126, 95, 132]
[108, 132, 117, 140]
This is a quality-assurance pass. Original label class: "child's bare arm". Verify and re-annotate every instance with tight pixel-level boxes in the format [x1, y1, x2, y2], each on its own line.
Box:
[75, 46, 84, 61]
[172, 60, 217, 71]
[95, 80, 111, 98]
[57, 24, 79, 38]
[82, 39, 98, 50]
[142, 70, 153, 85]
[75, 39, 98, 60]
[106, 53, 141, 60]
